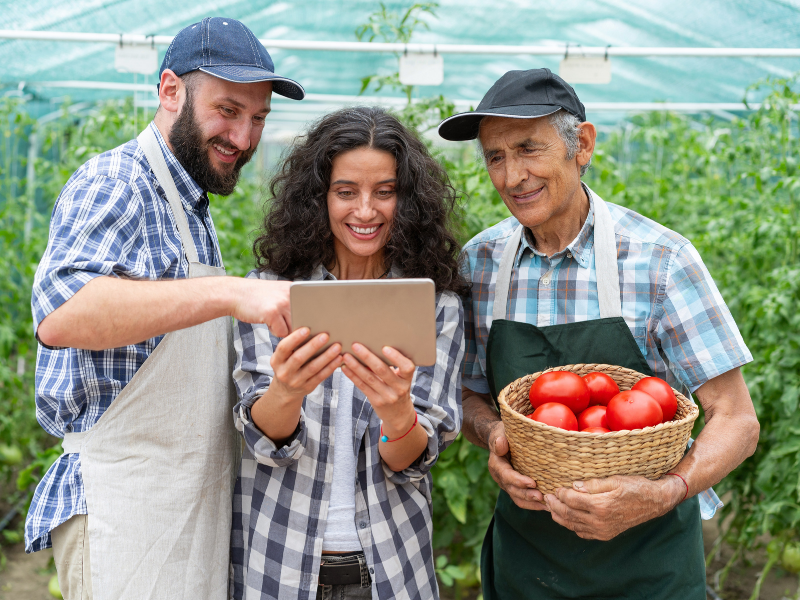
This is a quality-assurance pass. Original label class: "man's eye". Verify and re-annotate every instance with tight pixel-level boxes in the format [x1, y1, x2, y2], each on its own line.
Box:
[254, 115, 266, 124]
[221, 107, 235, 115]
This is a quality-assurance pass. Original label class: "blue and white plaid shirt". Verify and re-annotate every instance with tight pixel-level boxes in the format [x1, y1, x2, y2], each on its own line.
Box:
[231, 265, 465, 600]
[26, 122, 222, 553]
[461, 187, 751, 519]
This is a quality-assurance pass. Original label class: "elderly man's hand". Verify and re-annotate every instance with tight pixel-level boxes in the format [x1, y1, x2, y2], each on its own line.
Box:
[544, 475, 686, 540]
[487, 421, 547, 511]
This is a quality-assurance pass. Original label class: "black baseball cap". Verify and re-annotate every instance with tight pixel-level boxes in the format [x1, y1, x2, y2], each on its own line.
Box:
[438, 68, 585, 141]
[159, 17, 305, 100]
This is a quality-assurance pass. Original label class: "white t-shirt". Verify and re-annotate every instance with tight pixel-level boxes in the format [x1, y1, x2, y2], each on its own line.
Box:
[322, 370, 361, 551]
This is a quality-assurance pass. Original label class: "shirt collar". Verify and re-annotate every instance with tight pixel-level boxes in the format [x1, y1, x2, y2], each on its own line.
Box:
[308, 262, 401, 281]
[148, 122, 208, 211]
[518, 183, 595, 269]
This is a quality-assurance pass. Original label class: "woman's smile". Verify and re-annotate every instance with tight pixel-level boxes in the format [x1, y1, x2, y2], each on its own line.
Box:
[346, 223, 383, 239]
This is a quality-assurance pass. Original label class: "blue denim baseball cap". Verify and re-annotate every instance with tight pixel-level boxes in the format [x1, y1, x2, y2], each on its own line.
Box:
[159, 17, 305, 100]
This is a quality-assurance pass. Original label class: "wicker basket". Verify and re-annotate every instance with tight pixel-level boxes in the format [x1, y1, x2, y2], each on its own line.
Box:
[497, 363, 698, 495]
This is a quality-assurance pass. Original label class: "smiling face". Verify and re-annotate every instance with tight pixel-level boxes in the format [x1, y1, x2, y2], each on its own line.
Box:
[478, 115, 587, 229]
[167, 72, 272, 195]
[327, 147, 397, 270]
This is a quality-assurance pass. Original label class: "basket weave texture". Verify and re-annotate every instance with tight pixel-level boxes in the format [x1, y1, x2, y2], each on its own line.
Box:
[498, 363, 698, 495]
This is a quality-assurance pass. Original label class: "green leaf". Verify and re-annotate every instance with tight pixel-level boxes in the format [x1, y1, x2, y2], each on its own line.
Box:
[2, 529, 22, 544]
[780, 385, 800, 415]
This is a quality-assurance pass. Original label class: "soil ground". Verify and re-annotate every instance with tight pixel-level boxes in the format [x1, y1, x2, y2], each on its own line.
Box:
[0, 512, 798, 599]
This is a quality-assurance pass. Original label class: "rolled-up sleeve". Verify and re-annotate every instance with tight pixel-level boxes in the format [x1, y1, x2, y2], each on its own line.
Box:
[232, 270, 306, 467]
[384, 291, 465, 484]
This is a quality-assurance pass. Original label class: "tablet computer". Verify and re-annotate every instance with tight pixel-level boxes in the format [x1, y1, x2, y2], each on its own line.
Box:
[290, 278, 437, 367]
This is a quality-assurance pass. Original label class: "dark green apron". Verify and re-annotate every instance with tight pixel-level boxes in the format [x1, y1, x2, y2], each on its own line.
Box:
[480, 195, 706, 600]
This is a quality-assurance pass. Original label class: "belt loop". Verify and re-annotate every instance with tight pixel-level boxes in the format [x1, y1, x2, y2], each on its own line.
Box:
[358, 554, 370, 588]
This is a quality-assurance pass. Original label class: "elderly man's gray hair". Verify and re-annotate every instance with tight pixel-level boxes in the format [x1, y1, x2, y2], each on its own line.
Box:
[476, 109, 592, 176]
[550, 109, 592, 176]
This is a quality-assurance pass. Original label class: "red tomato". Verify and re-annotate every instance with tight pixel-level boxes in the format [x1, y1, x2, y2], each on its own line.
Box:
[529, 402, 579, 431]
[577, 405, 608, 430]
[631, 377, 678, 422]
[529, 372, 590, 414]
[606, 391, 663, 431]
[581, 426, 611, 434]
[582, 372, 620, 406]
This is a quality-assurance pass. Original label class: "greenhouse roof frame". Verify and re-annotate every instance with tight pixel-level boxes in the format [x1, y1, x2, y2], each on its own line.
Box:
[2, 29, 800, 58]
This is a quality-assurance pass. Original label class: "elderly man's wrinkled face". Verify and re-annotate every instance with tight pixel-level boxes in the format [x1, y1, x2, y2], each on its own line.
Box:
[479, 116, 586, 229]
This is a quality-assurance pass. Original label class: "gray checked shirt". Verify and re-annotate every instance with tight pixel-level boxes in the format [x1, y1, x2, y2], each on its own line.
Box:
[230, 264, 465, 600]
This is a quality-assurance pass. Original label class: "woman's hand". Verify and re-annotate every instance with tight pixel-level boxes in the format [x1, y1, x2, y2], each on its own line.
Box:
[251, 328, 343, 444]
[341, 343, 428, 471]
[341, 343, 415, 431]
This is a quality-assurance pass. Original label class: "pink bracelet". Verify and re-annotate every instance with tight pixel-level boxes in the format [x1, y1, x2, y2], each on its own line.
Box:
[380, 413, 418, 443]
[665, 472, 689, 502]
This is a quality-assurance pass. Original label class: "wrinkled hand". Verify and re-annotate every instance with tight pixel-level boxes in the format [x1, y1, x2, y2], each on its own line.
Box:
[341, 344, 417, 435]
[487, 421, 546, 511]
[545, 475, 685, 540]
[231, 279, 292, 337]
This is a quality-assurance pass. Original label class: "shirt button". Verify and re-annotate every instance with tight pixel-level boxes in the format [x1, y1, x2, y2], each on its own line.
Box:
[369, 568, 374, 574]
[360, 522, 366, 529]
[567, 252, 573, 258]
[541, 277, 551, 286]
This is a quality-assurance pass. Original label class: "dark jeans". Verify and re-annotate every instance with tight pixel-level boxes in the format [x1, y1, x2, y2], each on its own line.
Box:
[316, 583, 373, 600]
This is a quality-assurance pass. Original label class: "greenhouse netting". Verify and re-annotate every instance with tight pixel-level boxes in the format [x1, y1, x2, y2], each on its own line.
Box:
[2, 4, 800, 599]
[1, 0, 799, 136]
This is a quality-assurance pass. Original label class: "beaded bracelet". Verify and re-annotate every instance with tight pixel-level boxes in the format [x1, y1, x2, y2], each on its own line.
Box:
[380, 413, 418, 443]
[665, 472, 689, 502]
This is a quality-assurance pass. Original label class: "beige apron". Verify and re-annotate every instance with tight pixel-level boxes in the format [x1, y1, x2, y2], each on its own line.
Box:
[62, 125, 238, 600]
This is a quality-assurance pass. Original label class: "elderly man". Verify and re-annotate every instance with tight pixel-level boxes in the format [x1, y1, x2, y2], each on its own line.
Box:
[26, 18, 302, 600]
[438, 68, 759, 599]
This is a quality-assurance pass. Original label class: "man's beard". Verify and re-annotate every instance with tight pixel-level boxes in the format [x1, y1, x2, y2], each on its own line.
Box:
[169, 92, 257, 196]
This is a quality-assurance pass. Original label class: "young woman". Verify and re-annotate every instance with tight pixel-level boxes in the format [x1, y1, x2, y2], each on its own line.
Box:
[230, 106, 467, 600]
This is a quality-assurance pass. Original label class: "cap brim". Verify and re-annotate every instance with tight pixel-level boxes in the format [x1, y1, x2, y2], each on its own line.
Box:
[437, 105, 561, 141]
[199, 65, 305, 100]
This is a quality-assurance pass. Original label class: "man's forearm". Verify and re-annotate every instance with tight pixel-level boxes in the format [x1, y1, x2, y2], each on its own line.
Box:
[38, 275, 242, 350]
[668, 368, 759, 498]
[462, 387, 501, 450]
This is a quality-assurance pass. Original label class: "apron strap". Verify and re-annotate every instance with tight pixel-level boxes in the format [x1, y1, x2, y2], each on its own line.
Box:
[593, 194, 623, 319]
[137, 125, 201, 265]
[490, 189, 622, 325]
[62, 431, 90, 455]
[491, 225, 524, 325]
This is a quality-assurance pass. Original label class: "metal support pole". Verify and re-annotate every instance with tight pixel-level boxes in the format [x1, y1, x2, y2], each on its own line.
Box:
[1, 29, 800, 58]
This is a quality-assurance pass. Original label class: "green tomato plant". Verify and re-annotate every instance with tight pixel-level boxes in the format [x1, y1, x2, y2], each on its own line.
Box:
[1, 7, 799, 598]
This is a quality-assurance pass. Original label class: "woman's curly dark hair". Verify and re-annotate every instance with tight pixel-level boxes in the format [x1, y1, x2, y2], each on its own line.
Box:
[253, 106, 469, 295]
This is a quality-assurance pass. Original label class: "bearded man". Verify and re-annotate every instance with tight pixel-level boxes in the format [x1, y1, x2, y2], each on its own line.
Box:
[25, 18, 303, 600]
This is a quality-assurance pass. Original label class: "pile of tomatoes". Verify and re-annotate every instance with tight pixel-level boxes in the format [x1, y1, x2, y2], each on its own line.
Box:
[527, 371, 678, 433]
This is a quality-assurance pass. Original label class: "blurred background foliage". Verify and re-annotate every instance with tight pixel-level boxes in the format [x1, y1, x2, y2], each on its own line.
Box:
[1, 4, 800, 599]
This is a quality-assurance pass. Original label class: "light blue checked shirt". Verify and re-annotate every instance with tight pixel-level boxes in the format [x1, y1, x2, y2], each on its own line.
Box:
[26, 122, 222, 553]
[461, 187, 751, 519]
